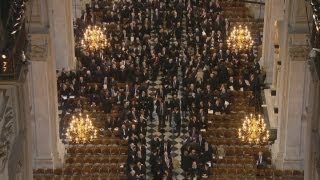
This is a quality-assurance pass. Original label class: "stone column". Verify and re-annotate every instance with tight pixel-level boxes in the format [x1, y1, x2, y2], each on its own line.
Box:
[29, 33, 64, 169]
[26, 0, 66, 169]
[49, 0, 76, 70]
[275, 42, 309, 170]
[303, 55, 320, 180]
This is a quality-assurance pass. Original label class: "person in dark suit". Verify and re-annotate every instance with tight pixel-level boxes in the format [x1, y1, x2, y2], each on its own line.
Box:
[201, 141, 214, 164]
[171, 76, 179, 94]
[134, 161, 146, 178]
[256, 151, 268, 169]
[120, 124, 129, 140]
[234, 76, 247, 91]
[105, 117, 114, 130]
[160, 139, 172, 156]
[200, 163, 211, 179]
[212, 99, 224, 114]
[127, 170, 137, 180]
[181, 150, 192, 176]
[156, 99, 166, 129]
[173, 107, 181, 136]
[165, 98, 173, 126]
[190, 161, 200, 178]
[250, 73, 262, 111]
[196, 134, 205, 149]
[150, 136, 161, 152]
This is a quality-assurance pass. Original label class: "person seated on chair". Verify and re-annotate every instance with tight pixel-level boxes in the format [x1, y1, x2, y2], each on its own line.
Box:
[200, 163, 211, 179]
[256, 151, 267, 169]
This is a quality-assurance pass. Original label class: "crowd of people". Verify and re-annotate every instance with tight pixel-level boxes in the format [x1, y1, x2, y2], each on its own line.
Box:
[57, 0, 264, 179]
[181, 134, 215, 178]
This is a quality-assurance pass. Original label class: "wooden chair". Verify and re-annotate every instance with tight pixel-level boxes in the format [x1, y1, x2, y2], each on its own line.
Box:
[110, 146, 119, 155]
[99, 165, 109, 175]
[34, 169, 45, 175]
[81, 165, 92, 175]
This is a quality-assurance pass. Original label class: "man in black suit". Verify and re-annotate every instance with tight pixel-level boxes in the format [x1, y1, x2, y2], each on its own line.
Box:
[250, 73, 262, 111]
[165, 98, 173, 126]
[173, 107, 181, 136]
[256, 151, 267, 169]
[160, 138, 172, 156]
[197, 134, 205, 149]
[134, 161, 146, 178]
[120, 124, 129, 140]
[171, 76, 179, 94]
[156, 99, 166, 129]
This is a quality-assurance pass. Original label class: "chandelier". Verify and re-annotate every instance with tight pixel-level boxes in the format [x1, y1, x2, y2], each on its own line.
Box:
[227, 25, 254, 50]
[238, 114, 270, 145]
[65, 113, 97, 143]
[81, 25, 107, 52]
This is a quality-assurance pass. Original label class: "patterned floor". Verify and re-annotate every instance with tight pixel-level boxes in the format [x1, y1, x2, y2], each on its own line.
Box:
[144, 10, 189, 179]
[145, 47, 188, 179]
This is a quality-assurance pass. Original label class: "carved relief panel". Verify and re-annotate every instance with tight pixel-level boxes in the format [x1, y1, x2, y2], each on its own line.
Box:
[28, 34, 48, 62]
[0, 89, 16, 173]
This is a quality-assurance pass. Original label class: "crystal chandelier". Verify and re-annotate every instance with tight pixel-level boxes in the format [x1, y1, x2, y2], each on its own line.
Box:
[238, 114, 270, 145]
[81, 25, 107, 53]
[227, 25, 254, 50]
[65, 113, 97, 143]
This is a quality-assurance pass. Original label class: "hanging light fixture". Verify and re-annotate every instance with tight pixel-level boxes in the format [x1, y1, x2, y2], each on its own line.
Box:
[227, 25, 254, 50]
[65, 113, 97, 143]
[238, 114, 270, 145]
[81, 25, 108, 53]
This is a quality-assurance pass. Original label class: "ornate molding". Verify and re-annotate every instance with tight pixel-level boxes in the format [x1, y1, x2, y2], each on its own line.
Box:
[28, 34, 48, 62]
[289, 46, 309, 60]
[0, 106, 15, 173]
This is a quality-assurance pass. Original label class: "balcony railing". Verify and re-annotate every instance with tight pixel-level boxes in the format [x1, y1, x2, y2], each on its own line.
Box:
[0, 23, 27, 80]
[0, 0, 28, 80]
[310, 0, 320, 80]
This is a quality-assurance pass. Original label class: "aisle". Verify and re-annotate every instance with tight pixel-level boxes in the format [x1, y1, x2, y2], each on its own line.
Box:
[145, 74, 189, 179]
[143, 4, 193, 179]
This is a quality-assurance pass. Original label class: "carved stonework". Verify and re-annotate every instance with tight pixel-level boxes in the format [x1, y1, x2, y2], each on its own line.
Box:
[0, 106, 15, 172]
[289, 46, 309, 60]
[29, 34, 48, 61]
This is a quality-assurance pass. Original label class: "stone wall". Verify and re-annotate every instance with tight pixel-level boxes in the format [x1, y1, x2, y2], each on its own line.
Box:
[0, 66, 33, 180]
[262, 0, 320, 179]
